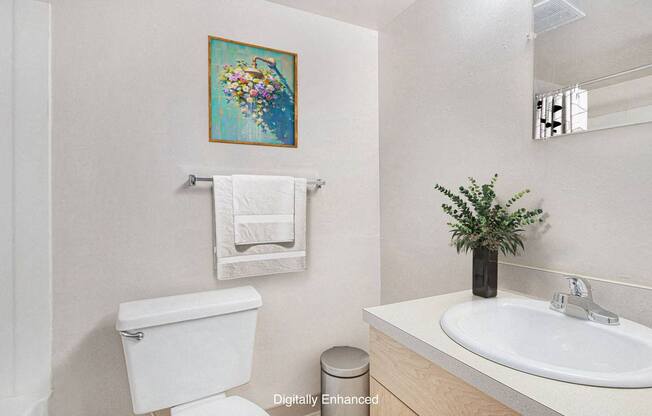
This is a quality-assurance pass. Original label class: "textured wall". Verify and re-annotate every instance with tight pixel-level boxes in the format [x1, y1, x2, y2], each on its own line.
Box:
[379, 0, 652, 304]
[51, 1, 379, 414]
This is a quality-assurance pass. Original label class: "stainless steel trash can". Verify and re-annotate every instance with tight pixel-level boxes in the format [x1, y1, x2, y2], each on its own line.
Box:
[320, 346, 370, 416]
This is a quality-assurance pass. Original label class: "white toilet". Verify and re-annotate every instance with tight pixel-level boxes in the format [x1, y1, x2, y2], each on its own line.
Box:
[115, 286, 269, 415]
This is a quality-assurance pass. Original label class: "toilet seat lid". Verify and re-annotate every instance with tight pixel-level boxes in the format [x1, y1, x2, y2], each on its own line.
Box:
[172, 396, 269, 416]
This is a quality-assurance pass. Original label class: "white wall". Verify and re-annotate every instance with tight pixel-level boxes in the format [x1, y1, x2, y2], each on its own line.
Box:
[590, 104, 652, 131]
[588, 74, 652, 130]
[0, 0, 52, 413]
[379, 0, 652, 307]
[380, 0, 536, 302]
[51, 1, 379, 415]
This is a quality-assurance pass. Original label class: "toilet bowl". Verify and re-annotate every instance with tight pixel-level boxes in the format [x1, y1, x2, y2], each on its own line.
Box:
[116, 286, 267, 415]
[172, 394, 269, 416]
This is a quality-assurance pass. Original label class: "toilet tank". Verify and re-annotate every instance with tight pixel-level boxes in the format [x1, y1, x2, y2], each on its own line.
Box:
[116, 286, 262, 414]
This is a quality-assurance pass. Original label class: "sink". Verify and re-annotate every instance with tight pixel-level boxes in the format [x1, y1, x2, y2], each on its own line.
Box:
[440, 297, 652, 388]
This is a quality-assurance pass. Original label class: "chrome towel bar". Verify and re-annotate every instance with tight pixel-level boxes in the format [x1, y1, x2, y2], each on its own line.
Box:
[187, 174, 326, 189]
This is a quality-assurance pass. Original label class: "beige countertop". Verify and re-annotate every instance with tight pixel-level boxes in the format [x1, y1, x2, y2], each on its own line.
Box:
[363, 290, 652, 416]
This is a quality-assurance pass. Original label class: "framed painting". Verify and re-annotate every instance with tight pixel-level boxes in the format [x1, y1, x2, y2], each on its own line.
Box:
[208, 36, 298, 147]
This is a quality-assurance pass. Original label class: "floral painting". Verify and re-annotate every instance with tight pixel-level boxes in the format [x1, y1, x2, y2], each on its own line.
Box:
[208, 36, 297, 147]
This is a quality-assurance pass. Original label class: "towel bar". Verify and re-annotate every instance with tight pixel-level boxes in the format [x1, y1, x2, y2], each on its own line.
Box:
[187, 174, 326, 189]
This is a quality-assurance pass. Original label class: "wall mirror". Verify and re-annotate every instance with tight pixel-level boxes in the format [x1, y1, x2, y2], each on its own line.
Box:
[533, 0, 652, 139]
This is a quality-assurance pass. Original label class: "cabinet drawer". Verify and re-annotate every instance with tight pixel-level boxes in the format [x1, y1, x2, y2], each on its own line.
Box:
[371, 376, 418, 416]
[369, 328, 518, 416]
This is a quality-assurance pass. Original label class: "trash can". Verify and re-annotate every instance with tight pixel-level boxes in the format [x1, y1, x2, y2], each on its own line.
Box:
[320, 346, 370, 416]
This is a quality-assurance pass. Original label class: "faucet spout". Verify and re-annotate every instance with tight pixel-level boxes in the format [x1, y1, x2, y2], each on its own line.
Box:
[550, 276, 619, 325]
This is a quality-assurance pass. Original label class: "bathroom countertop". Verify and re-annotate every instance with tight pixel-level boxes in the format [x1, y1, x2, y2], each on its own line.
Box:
[363, 290, 652, 416]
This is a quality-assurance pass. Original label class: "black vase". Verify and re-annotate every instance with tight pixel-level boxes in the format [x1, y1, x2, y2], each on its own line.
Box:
[472, 248, 498, 298]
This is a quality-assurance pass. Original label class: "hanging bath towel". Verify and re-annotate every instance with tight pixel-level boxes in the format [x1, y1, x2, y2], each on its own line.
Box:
[232, 175, 296, 245]
[213, 175, 307, 280]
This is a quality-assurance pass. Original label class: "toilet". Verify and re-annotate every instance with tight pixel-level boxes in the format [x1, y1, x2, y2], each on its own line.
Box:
[115, 286, 269, 415]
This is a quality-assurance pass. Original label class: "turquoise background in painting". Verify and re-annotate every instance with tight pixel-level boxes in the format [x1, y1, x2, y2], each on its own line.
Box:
[210, 38, 296, 145]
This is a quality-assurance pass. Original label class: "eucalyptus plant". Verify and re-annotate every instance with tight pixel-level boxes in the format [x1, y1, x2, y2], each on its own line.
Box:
[434, 174, 544, 256]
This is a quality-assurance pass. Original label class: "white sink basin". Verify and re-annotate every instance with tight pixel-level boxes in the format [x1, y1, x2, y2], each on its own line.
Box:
[440, 297, 652, 388]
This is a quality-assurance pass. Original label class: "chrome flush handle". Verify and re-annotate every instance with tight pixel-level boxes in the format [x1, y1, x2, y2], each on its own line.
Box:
[120, 330, 144, 341]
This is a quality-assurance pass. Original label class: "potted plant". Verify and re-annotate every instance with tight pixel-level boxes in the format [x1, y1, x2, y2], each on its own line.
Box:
[434, 174, 544, 298]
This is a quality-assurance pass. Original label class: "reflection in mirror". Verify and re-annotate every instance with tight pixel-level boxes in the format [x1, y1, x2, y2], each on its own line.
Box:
[533, 0, 652, 139]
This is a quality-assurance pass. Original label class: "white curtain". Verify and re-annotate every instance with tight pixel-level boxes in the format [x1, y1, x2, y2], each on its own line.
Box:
[0, 1, 51, 415]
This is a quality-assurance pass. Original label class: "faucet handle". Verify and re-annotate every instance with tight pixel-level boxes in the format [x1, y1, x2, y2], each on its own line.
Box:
[566, 276, 592, 299]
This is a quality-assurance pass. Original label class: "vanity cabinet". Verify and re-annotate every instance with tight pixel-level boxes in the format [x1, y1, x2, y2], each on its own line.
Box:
[369, 328, 517, 416]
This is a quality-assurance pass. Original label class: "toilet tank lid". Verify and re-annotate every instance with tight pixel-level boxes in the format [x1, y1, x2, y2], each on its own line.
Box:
[116, 286, 262, 331]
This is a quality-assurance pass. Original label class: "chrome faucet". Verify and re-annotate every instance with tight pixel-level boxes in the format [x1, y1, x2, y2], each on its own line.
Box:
[550, 276, 619, 325]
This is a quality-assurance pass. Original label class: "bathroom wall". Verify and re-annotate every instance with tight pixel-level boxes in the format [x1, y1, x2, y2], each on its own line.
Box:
[588, 74, 652, 130]
[379, 0, 652, 311]
[51, 1, 379, 415]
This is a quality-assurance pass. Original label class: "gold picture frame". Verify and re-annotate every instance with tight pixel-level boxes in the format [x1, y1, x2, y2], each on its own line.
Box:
[208, 36, 298, 148]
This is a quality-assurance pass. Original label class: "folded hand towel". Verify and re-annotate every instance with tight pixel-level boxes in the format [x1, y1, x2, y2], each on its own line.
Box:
[213, 176, 307, 280]
[232, 175, 295, 245]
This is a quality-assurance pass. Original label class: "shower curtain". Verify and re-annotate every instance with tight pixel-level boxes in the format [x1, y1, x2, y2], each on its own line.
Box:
[534, 86, 588, 139]
[1, 1, 51, 414]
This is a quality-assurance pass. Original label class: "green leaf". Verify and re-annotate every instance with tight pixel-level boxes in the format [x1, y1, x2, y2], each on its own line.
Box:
[434, 175, 544, 256]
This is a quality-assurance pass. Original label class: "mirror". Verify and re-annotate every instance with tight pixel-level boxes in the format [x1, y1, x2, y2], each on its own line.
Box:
[533, 0, 652, 139]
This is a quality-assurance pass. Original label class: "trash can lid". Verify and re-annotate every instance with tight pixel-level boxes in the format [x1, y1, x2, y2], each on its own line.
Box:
[320, 346, 369, 378]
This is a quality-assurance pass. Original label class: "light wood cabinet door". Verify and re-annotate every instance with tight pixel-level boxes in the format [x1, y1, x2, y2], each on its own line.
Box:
[370, 376, 418, 416]
[369, 328, 518, 416]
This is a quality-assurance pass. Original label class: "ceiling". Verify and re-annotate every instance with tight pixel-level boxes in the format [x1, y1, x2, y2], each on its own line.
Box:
[264, 0, 418, 30]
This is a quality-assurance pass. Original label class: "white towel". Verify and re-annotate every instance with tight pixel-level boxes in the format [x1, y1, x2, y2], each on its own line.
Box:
[213, 176, 307, 280]
[232, 175, 295, 245]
